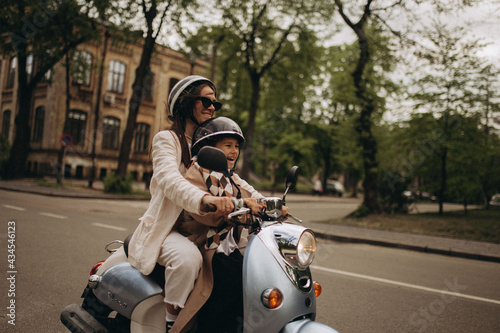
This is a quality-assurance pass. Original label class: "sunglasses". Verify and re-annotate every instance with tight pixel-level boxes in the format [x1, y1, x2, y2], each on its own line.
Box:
[195, 96, 222, 111]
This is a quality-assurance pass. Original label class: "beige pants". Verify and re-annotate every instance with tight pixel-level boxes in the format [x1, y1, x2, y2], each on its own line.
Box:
[157, 231, 203, 308]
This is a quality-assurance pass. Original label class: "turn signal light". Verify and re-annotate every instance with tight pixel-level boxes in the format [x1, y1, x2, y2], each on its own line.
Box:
[90, 261, 104, 276]
[313, 281, 322, 297]
[262, 288, 283, 309]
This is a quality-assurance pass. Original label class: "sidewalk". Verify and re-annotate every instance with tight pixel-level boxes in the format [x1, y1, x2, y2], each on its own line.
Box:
[1, 178, 500, 263]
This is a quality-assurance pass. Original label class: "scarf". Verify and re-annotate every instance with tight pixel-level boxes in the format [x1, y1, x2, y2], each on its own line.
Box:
[195, 162, 237, 249]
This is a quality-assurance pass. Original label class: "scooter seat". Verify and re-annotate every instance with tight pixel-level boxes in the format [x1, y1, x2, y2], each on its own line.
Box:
[123, 233, 133, 257]
[122, 233, 165, 287]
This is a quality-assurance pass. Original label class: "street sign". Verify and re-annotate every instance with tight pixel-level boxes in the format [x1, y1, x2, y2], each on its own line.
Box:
[60, 133, 73, 147]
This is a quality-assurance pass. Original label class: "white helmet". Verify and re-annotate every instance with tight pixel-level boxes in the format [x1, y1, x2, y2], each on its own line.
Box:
[167, 75, 215, 119]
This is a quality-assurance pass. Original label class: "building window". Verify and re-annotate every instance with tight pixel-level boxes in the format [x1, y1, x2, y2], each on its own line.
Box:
[72, 51, 92, 86]
[134, 123, 150, 152]
[102, 116, 120, 150]
[64, 110, 87, 146]
[2, 110, 11, 139]
[107, 60, 126, 94]
[6, 57, 17, 89]
[143, 69, 155, 102]
[32, 106, 45, 142]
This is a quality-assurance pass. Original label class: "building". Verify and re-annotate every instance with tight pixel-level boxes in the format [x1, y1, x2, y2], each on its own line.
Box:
[0, 34, 211, 182]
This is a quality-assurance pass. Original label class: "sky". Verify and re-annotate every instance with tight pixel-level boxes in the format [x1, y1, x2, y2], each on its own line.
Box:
[327, 0, 500, 66]
[469, 0, 500, 64]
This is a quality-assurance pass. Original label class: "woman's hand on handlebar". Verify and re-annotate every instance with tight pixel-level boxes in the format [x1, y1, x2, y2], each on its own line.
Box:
[201, 195, 234, 215]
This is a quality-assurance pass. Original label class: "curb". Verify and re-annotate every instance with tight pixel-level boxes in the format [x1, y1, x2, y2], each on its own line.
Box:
[0, 184, 150, 201]
[312, 230, 500, 264]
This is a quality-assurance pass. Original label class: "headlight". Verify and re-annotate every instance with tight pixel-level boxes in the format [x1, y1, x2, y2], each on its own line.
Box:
[276, 229, 317, 269]
[297, 230, 316, 268]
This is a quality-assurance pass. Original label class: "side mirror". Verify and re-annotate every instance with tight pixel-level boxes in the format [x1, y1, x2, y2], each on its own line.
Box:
[283, 166, 299, 204]
[196, 146, 229, 177]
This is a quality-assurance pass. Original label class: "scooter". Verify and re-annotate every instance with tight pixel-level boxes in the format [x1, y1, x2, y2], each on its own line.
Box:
[61, 146, 338, 333]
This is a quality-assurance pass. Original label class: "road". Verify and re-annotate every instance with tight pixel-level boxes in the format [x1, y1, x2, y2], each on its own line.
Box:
[0, 189, 498, 332]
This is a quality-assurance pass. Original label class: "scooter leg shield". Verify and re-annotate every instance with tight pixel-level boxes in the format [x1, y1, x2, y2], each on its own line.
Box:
[60, 303, 109, 333]
[281, 319, 339, 333]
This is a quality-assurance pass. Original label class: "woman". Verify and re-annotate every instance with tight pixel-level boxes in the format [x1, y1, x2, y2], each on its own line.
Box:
[126, 76, 260, 332]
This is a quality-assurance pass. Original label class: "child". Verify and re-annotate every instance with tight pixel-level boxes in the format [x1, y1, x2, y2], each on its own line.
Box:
[168, 117, 264, 333]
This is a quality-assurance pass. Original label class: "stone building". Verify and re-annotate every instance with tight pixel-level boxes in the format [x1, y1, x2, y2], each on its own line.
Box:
[0, 36, 210, 181]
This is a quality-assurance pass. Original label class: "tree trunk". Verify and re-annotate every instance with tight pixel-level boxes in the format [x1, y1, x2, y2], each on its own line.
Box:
[335, 0, 381, 214]
[3, 52, 31, 179]
[352, 33, 381, 214]
[116, 33, 156, 178]
[438, 147, 447, 214]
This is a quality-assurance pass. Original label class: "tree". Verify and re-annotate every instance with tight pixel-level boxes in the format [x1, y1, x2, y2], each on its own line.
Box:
[331, 0, 396, 214]
[115, 0, 195, 178]
[408, 22, 488, 214]
[475, 65, 500, 206]
[446, 115, 486, 212]
[213, 0, 333, 180]
[0, 0, 99, 179]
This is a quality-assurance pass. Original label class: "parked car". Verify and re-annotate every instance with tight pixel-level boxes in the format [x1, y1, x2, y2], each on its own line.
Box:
[416, 191, 437, 202]
[490, 194, 500, 206]
[325, 180, 344, 197]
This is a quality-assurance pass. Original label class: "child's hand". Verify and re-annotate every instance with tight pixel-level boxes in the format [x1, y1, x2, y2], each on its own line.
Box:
[281, 206, 289, 217]
[243, 198, 264, 215]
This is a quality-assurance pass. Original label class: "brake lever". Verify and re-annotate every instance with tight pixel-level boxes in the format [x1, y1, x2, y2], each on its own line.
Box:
[286, 214, 303, 223]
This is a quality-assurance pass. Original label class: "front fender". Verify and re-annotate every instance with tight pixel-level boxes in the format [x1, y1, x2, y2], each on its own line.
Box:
[281, 319, 339, 333]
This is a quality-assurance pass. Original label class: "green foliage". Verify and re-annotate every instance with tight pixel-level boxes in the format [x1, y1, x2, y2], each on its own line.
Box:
[1, 0, 102, 179]
[103, 172, 133, 194]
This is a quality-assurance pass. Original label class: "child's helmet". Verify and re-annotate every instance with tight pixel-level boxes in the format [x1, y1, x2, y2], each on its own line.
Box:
[168, 75, 215, 120]
[191, 117, 245, 158]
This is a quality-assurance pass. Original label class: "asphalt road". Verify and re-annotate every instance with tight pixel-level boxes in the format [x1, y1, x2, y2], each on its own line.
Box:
[0, 190, 499, 332]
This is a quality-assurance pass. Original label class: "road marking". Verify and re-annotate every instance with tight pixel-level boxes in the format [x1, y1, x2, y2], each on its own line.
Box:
[3, 204, 26, 211]
[311, 265, 500, 305]
[92, 223, 128, 232]
[39, 212, 68, 219]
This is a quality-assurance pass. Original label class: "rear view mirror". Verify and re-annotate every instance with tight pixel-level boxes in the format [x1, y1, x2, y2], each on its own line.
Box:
[283, 166, 299, 204]
[196, 146, 229, 177]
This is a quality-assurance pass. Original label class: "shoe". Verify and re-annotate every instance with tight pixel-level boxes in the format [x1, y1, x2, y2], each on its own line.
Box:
[166, 321, 174, 332]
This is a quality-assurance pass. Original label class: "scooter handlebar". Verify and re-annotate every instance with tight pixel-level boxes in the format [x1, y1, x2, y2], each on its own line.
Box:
[228, 207, 252, 219]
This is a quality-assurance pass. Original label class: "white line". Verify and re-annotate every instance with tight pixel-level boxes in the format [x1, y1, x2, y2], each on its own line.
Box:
[39, 212, 67, 219]
[311, 265, 500, 305]
[3, 204, 26, 211]
[92, 223, 128, 232]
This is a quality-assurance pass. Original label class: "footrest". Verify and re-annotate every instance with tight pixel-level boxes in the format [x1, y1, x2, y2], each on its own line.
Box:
[60, 304, 108, 333]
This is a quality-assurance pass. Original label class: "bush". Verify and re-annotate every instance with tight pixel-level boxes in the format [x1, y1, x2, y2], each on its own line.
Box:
[379, 171, 412, 214]
[103, 172, 133, 194]
[352, 204, 371, 218]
